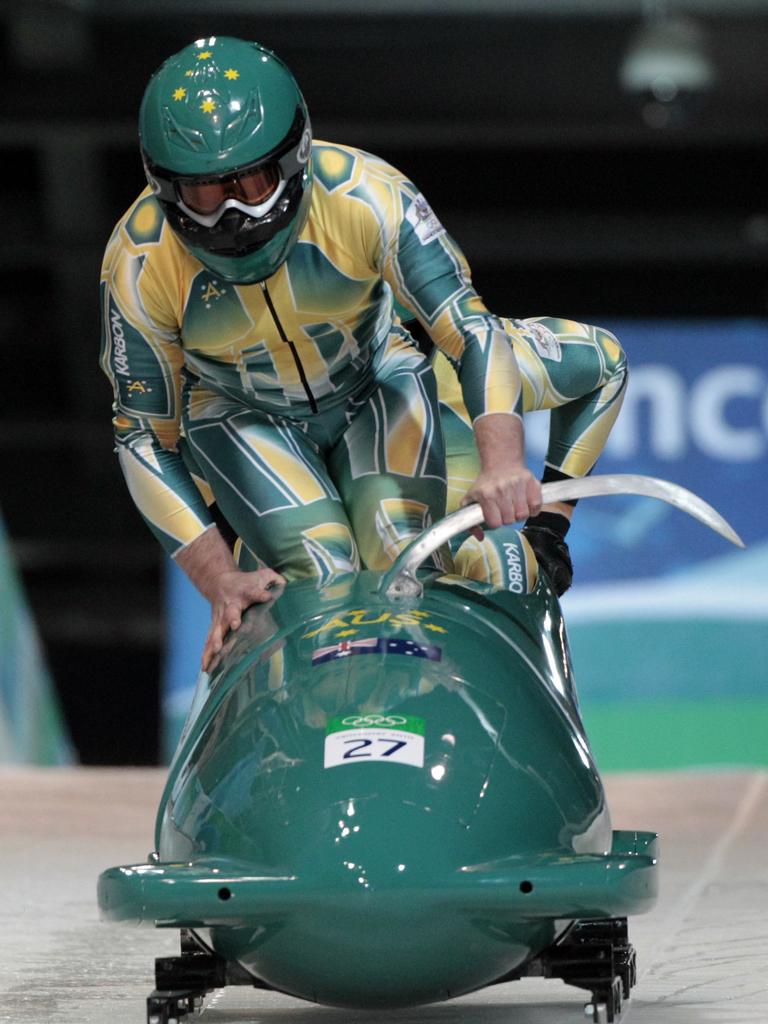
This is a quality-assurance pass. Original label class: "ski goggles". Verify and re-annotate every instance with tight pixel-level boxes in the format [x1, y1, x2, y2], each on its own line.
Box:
[175, 166, 287, 228]
[144, 114, 312, 227]
[178, 163, 281, 216]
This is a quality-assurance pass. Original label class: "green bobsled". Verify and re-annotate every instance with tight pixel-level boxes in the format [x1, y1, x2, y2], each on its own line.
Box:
[100, 476, 746, 1019]
[97, 498, 672, 1021]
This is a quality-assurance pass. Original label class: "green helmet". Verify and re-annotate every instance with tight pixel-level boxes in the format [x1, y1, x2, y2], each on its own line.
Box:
[139, 36, 312, 284]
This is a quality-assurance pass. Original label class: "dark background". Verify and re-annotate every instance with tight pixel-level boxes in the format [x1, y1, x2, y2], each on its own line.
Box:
[2, 0, 767, 764]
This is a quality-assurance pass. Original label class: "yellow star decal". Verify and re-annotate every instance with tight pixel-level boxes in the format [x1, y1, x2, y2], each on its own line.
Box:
[185, 70, 194, 77]
[172, 87, 186, 101]
[197, 51, 213, 60]
[424, 623, 447, 633]
[224, 68, 240, 80]
[335, 629, 359, 637]
[200, 98, 217, 114]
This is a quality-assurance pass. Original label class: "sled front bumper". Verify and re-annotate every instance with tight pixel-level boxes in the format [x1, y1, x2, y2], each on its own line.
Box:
[98, 829, 658, 928]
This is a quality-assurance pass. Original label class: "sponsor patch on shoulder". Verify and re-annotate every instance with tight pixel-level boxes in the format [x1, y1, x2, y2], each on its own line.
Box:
[405, 193, 446, 246]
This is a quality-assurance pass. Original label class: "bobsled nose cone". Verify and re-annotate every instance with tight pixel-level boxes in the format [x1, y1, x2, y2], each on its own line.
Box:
[209, 799, 545, 1008]
[275, 793, 473, 888]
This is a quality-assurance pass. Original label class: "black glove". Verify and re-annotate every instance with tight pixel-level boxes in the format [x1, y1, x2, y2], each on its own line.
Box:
[521, 518, 574, 597]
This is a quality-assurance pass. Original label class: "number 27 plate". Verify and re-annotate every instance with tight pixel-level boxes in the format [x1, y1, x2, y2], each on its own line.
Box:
[324, 717, 425, 769]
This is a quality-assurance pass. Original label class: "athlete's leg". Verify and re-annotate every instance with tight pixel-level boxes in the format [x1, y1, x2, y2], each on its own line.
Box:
[453, 526, 538, 594]
[328, 332, 450, 570]
[181, 386, 359, 582]
[508, 317, 628, 478]
[434, 316, 628, 513]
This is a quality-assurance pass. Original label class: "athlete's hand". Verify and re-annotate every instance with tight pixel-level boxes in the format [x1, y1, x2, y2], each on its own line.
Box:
[463, 466, 542, 531]
[467, 414, 542, 534]
[202, 568, 285, 671]
[174, 527, 286, 671]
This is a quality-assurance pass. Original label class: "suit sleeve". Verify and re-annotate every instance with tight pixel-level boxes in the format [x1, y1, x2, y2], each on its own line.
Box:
[99, 229, 214, 556]
[372, 168, 523, 423]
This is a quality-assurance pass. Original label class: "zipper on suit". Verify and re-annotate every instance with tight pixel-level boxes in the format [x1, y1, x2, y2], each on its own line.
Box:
[260, 281, 319, 414]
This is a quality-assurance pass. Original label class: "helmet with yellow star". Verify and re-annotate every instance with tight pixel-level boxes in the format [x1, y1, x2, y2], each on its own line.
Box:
[139, 36, 313, 284]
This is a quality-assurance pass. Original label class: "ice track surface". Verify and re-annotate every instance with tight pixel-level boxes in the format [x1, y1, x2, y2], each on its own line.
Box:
[1, 769, 766, 1024]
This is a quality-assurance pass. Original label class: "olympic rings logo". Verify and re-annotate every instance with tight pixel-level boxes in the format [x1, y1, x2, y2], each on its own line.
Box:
[341, 714, 408, 727]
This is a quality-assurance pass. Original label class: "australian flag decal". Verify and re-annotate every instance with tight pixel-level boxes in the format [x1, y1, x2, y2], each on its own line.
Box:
[312, 637, 442, 666]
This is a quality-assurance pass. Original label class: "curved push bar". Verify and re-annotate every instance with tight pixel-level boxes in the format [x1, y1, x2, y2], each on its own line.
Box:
[379, 473, 744, 600]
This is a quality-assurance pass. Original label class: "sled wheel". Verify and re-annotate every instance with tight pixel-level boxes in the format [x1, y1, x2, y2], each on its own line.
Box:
[584, 1002, 608, 1023]
[147, 991, 200, 1024]
[612, 976, 624, 1019]
[585, 974, 624, 1023]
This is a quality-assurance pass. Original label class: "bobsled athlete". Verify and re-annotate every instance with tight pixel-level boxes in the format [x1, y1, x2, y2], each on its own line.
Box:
[99, 36, 542, 668]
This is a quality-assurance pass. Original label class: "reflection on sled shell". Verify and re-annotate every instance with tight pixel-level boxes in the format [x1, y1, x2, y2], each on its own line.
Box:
[98, 571, 657, 1009]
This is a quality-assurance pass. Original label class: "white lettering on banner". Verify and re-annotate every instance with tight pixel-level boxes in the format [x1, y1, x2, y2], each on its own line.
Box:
[524, 363, 768, 462]
[111, 309, 130, 377]
[608, 364, 766, 463]
[689, 365, 766, 461]
[608, 365, 687, 460]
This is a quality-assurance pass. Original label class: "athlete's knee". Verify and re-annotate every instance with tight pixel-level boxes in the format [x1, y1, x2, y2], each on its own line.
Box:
[344, 481, 447, 569]
[297, 522, 361, 581]
[235, 518, 360, 584]
[560, 319, 628, 397]
[378, 497, 430, 553]
[454, 527, 538, 593]
[593, 324, 628, 387]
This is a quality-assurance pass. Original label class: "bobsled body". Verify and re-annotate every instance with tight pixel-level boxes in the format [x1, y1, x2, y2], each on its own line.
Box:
[99, 569, 657, 1010]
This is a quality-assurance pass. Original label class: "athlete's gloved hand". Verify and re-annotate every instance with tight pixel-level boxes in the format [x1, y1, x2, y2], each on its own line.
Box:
[521, 515, 573, 596]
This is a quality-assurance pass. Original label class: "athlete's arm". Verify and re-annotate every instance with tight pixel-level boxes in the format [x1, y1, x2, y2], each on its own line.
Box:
[464, 414, 541, 525]
[101, 209, 287, 653]
[100, 222, 215, 556]
[375, 172, 540, 521]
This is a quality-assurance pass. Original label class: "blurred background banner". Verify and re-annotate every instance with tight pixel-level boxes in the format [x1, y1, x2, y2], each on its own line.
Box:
[534, 319, 767, 582]
[0, 513, 73, 765]
[164, 317, 767, 768]
[554, 318, 767, 771]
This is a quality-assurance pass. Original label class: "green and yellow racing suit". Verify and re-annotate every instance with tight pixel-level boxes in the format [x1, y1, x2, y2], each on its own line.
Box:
[100, 142, 523, 581]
